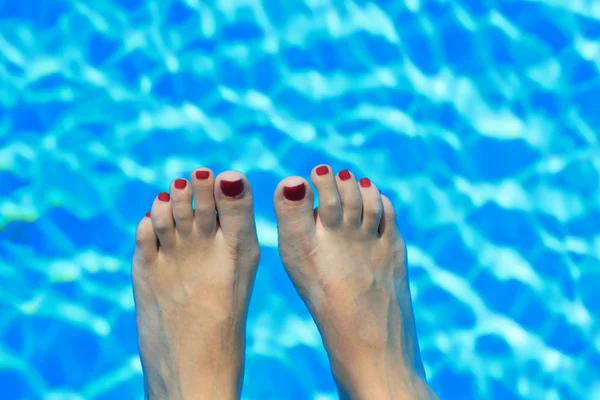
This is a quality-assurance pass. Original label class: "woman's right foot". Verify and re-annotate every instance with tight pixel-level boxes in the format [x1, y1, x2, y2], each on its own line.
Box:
[273, 165, 438, 400]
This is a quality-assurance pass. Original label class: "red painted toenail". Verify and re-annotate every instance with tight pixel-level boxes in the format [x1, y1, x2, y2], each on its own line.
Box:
[283, 183, 306, 201]
[196, 170, 210, 180]
[220, 179, 244, 198]
[360, 178, 371, 188]
[339, 169, 351, 181]
[146, 212, 151, 217]
[174, 179, 187, 189]
[316, 166, 329, 176]
[158, 192, 170, 202]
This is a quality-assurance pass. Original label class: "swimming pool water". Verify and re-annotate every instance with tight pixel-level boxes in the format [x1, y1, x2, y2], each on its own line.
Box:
[1, 0, 599, 399]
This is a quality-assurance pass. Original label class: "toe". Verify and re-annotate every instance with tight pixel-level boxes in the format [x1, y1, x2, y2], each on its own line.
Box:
[273, 176, 316, 239]
[170, 178, 194, 236]
[191, 168, 217, 235]
[214, 170, 257, 239]
[379, 194, 398, 238]
[311, 165, 342, 228]
[358, 177, 383, 235]
[134, 212, 158, 262]
[150, 191, 177, 250]
[335, 169, 362, 226]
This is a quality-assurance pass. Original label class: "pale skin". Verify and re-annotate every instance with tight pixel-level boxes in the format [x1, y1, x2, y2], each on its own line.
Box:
[132, 165, 438, 400]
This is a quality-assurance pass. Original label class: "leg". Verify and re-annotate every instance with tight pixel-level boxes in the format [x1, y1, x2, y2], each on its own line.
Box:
[132, 169, 260, 399]
[273, 166, 437, 400]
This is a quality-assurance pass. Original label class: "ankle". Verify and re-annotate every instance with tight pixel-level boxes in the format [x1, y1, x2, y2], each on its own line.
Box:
[143, 361, 243, 400]
[145, 377, 240, 400]
[330, 355, 436, 400]
[337, 375, 436, 400]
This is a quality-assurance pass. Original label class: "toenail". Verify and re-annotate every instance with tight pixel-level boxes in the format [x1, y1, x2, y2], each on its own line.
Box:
[339, 169, 351, 181]
[158, 192, 170, 202]
[146, 211, 151, 217]
[196, 170, 210, 180]
[283, 183, 306, 201]
[316, 166, 329, 176]
[220, 179, 244, 198]
[174, 179, 187, 189]
[360, 178, 371, 188]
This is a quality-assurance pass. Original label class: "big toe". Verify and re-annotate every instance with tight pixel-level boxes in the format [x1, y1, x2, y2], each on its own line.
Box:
[214, 170, 258, 241]
[273, 176, 316, 240]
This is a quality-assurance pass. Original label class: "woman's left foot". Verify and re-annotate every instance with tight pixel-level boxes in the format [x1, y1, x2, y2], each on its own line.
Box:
[132, 169, 260, 400]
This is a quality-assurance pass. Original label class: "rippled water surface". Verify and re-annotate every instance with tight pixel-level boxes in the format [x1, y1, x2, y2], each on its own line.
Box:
[1, 0, 599, 399]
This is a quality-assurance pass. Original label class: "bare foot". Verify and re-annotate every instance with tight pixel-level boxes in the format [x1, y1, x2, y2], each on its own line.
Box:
[132, 169, 260, 400]
[273, 165, 437, 400]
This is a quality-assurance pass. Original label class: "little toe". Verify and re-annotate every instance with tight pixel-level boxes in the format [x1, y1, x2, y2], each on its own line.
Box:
[134, 212, 158, 262]
[335, 169, 363, 227]
[358, 177, 383, 235]
[150, 191, 177, 250]
[191, 168, 217, 236]
[213, 170, 257, 240]
[311, 165, 342, 228]
[170, 178, 194, 236]
[273, 176, 316, 239]
[379, 194, 399, 239]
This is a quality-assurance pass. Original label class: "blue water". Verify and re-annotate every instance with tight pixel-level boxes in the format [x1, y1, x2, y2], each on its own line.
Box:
[1, 0, 599, 399]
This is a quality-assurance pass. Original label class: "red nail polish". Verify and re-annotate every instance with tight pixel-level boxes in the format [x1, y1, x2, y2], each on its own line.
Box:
[283, 183, 306, 201]
[339, 169, 351, 181]
[360, 178, 371, 188]
[220, 179, 244, 198]
[146, 212, 151, 217]
[174, 179, 187, 189]
[196, 170, 210, 180]
[158, 192, 170, 202]
[316, 166, 329, 176]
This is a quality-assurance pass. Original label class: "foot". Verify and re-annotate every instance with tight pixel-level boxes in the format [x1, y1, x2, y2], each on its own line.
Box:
[273, 166, 437, 400]
[132, 169, 260, 400]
